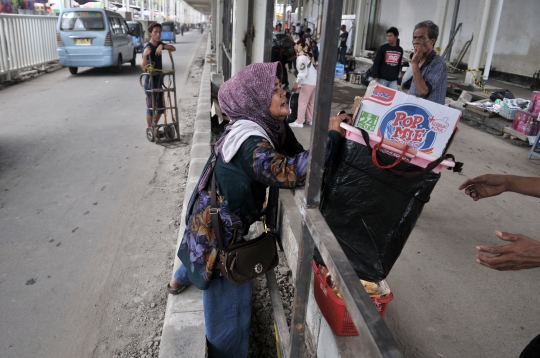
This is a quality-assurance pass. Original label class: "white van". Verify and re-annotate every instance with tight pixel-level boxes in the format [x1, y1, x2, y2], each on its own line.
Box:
[56, 8, 136, 75]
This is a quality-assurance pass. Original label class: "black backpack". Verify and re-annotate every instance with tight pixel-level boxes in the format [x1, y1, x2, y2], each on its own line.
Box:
[272, 34, 295, 60]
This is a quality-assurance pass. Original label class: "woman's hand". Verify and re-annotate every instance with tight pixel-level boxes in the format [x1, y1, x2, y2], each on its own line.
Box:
[292, 82, 299, 92]
[328, 112, 352, 137]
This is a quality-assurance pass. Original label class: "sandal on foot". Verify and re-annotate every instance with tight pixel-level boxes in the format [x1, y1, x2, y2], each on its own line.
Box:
[167, 283, 186, 295]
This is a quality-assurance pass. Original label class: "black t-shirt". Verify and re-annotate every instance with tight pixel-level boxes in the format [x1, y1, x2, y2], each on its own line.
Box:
[339, 31, 348, 48]
[371, 43, 403, 81]
[144, 41, 163, 87]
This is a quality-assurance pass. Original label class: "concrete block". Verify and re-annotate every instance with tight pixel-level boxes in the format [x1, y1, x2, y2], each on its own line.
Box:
[159, 312, 206, 358]
[195, 112, 210, 122]
[192, 132, 211, 147]
[194, 120, 211, 132]
[187, 158, 208, 179]
[169, 286, 204, 313]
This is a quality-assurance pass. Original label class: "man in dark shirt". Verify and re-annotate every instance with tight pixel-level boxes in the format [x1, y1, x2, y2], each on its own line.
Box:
[371, 27, 403, 90]
[407, 20, 447, 105]
[338, 24, 348, 65]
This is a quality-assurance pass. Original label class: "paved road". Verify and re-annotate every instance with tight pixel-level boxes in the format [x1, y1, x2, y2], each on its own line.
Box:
[0, 32, 203, 358]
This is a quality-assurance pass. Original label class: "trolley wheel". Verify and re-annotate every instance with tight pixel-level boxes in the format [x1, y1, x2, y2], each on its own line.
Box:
[69, 67, 78, 75]
[165, 124, 176, 139]
[146, 127, 155, 142]
[155, 126, 166, 140]
[130, 50, 136, 67]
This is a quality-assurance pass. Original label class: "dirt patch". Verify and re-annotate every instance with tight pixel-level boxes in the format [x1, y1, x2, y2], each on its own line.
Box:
[94, 40, 207, 358]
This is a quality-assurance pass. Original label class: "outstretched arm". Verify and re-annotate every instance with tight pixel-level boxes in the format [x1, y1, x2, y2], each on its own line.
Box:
[476, 231, 540, 271]
[459, 174, 540, 201]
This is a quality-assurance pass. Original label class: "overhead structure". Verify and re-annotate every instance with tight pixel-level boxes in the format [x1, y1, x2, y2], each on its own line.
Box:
[183, 0, 211, 15]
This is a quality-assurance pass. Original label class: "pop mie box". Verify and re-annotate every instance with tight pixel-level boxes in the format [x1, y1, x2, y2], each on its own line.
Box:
[354, 85, 461, 158]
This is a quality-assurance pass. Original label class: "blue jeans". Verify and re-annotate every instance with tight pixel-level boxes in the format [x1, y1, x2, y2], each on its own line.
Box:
[174, 264, 252, 358]
[339, 46, 347, 65]
[377, 79, 398, 90]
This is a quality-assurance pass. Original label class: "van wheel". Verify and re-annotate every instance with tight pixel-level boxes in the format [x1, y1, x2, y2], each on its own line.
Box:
[130, 50, 136, 67]
[69, 67, 78, 75]
[112, 55, 122, 73]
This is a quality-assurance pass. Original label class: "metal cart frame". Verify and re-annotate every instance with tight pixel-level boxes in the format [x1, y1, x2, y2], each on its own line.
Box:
[140, 50, 180, 143]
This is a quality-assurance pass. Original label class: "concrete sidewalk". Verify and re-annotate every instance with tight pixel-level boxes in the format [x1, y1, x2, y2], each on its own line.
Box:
[158, 36, 212, 358]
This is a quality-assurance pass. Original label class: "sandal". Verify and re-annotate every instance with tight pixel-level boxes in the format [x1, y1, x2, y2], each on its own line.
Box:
[167, 283, 187, 295]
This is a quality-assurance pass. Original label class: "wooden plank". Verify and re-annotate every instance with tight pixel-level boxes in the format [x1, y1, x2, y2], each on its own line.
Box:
[266, 269, 291, 358]
[503, 127, 529, 141]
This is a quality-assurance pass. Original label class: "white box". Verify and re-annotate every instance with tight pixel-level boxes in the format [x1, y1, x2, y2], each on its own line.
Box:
[354, 85, 461, 158]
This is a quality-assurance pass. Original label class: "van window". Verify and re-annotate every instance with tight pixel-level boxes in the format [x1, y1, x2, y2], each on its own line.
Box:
[109, 17, 123, 34]
[121, 20, 129, 34]
[162, 23, 173, 32]
[60, 11, 105, 31]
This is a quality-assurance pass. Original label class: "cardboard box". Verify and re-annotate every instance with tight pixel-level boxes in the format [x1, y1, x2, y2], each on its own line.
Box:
[354, 85, 461, 158]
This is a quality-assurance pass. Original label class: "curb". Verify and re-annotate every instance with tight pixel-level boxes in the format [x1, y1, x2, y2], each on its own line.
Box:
[158, 35, 212, 358]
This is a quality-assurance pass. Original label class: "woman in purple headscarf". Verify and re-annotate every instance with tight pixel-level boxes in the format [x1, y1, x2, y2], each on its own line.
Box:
[168, 62, 350, 357]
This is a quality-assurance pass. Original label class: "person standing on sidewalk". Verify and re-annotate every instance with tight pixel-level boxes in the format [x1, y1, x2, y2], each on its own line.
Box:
[141, 22, 176, 129]
[371, 27, 403, 90]
[290, 39, 317, 128]
[168, 62, 351, 358]
[338, 24, 349, 65]
[459, 174, 540, 357]
[408, 20, 447, 105]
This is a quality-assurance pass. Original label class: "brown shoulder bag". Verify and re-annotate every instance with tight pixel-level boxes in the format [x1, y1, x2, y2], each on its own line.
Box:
[210, 171, 279, 286]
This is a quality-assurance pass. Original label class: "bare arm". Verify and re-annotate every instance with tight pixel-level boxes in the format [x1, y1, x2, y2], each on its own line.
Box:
[162, 44, 176, 52]
[459, 174, 540, 200]
[141, 46, 151, 70]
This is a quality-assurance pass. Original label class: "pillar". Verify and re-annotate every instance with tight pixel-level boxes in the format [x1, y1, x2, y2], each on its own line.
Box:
[252, 0, 269, 63]
[216, 0, 223, 72]
[352, 0, 367, 57]
[433, 0, 450, 54]
[464, 0, 491, 85]
[231, 0, 248, 75]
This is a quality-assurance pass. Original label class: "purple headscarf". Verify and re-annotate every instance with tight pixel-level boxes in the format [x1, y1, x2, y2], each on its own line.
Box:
[198, 62, 287, 192]
[217, 62, 286, 151]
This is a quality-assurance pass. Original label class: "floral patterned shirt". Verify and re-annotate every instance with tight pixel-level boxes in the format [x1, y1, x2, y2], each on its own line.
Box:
[179, 131, 342, 288]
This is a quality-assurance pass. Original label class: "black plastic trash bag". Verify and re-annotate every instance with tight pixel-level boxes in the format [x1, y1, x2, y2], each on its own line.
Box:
[490, 89, 515, 101]
[272, 34, 295, 60]
[285, 92, 299, 123]
[315, 137, 441, 282]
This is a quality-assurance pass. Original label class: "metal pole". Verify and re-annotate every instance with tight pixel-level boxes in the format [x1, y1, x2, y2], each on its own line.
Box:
[287, 0, 344, 355]
[305, 0, 342, 207]
[263, 0, 274, 62]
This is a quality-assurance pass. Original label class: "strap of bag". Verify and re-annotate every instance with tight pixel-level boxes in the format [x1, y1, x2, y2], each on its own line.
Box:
[371, 136, 410, 169]
[210, 170, 225, 251]
[358, 127, 462, 177]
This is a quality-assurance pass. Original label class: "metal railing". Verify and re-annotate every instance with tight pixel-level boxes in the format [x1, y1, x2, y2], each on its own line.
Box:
[0, 14, 58, 80]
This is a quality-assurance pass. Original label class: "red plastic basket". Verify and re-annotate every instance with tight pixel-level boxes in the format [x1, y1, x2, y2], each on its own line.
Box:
[312, 261, 394, 336]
